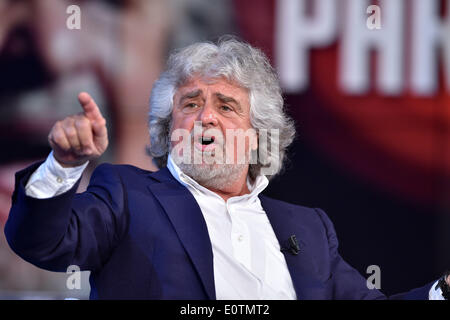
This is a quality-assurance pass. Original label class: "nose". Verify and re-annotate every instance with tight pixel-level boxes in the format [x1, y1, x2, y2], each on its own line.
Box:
[198, 103, 218, 127]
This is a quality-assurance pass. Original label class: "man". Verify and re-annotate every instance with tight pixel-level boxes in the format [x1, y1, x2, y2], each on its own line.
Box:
[5, 38, 449, 299]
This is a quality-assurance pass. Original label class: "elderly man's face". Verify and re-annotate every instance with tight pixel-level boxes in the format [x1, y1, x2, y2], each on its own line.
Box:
[170, 76, 257, 186]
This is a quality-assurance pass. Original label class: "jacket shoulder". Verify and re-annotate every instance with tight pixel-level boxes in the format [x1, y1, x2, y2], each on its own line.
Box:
[259, 194, 334, 231]
[90, 163, 157, 180]
[259, 194, 322, 216]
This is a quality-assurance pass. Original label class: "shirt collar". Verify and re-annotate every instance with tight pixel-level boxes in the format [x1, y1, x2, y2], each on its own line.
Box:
[166, 153, 269, 202]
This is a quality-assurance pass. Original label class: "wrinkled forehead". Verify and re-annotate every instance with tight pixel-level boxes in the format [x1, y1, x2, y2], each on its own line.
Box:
[174, 75, 250, 102]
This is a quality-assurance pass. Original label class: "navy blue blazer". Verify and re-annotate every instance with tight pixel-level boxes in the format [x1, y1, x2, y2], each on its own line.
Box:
[5, 161, 432, 299]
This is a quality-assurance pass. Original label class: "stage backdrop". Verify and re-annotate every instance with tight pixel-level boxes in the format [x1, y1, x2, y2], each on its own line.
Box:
[234, 0, 450, 295]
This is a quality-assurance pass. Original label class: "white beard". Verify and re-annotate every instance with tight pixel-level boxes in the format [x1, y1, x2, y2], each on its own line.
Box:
[170, 140, 247, 190]
[175, 160, 247, 190]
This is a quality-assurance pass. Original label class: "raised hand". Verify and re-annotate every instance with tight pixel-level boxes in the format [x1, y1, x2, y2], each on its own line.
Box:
[48, 92, 108, 167]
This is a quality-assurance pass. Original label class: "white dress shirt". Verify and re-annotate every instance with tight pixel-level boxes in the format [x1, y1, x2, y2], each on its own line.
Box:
[25, 151, 89, 199]
[24, 152, 443, 300]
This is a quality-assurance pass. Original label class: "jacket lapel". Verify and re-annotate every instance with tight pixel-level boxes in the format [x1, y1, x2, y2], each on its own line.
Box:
[147, 168, 216, 299]
[259, 195, 327, 300]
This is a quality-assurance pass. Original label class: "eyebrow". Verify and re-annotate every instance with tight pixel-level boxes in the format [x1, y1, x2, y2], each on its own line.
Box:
[179, 90, 203, 104]
[215, 93, 242, 112]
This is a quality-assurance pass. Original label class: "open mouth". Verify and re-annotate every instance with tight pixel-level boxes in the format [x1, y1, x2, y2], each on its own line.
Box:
[199, 136, 215, 145]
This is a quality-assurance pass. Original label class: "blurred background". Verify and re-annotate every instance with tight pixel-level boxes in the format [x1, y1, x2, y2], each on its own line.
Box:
[0, 0, 448, 299]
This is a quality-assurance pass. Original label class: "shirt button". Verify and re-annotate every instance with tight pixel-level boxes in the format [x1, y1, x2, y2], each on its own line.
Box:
[238, 235, 244, 242]
[56, 177, 63, 183]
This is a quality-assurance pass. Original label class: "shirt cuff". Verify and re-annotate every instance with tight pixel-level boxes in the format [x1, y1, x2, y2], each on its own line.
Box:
[25, 151, 89, 199]
[428, 280, 445, 300]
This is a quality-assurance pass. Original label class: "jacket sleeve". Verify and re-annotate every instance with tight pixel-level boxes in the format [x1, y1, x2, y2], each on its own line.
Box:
[4, 161, 128, 273]
[315, 208, 434, 300]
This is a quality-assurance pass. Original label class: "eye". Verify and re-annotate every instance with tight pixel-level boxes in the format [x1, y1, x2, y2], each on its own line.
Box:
[183, 103, 199, 111]
[220, 105, 233, 112]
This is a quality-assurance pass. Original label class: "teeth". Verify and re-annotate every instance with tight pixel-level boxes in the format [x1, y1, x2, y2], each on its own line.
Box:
[199, 136, 214, 145]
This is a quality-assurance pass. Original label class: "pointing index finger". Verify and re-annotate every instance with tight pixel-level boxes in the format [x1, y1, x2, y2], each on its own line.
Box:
[78, 92, 103, 121]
